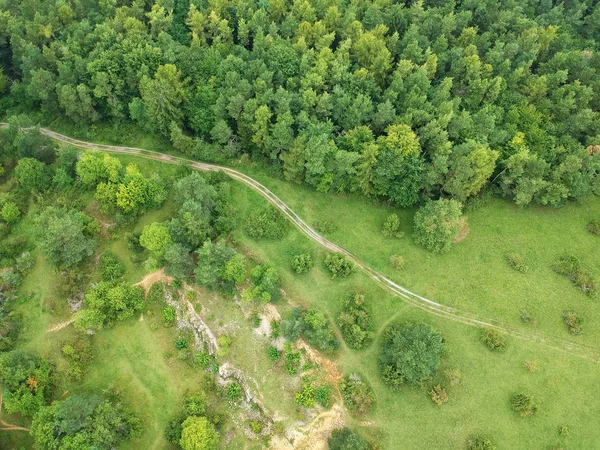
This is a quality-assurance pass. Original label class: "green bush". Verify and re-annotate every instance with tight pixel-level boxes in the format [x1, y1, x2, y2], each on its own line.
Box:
[467, 436, 497, 450]
[338, 291, 374, 350]
[511, 393, 537, 416]
[294, 380, 315, 407]
[226, 382, 243, 403]
[390, 254, 406, 270]
[340, 373, 375, 415]
[379, 323, 445, 389]
[506, 253, 529, 273]
[324, 253, 354, 279]
[301, 307, 340, 352]
[552, 254, 597, 296]
[100, 252, 125, 281]
[1, 202, 21, 224]
[267, 346, 280, 361]
[413, 199, 463, 253]
[563, 311, 583, 335]
[291, 253, 313, 274]
[175, 338, 189, 349]
[587, 221, 600, 235]
[382, 213, 404, 238]
[163, 306, 177, 327]
[314, 386, 331, 407]
[482, 328, 507, 352]
[244, 207, 288, 239]
[430, 385, 449, 405]
[328, 428, 369, 450]
[184, 392, 207, 416]
[284, 349, 301, 375]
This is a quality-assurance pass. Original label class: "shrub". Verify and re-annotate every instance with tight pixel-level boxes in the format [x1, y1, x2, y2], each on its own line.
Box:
[413, 199, 463, 253]
[184, 392, 207, 416]
[226, 382, 243, 403]
[337, 291, 374, 349]
[552, 254, 597, 296]
[507, 253, 528, 273]
[163, 306, 177, 327]
[314, 219, 338, 234]
[270, 320, 280, 339]
[444, 368, 463, 386]
[301, 307, 340, 352]
[390, 254, 406, 270]
[101, 252, 125, 281]
[328, 428, 369, 450]
[248, 420, 263, 434]
[563, 311, 583, 335]
[467, 436, 496, 450]
[1, 202, 21, 224]
[511, 393, 537, 416]
[558, 425, 569, 436]
[519, 310, 535, 325]
[340, 373, 375, 415]
[587, 221, 600, 235]
[430, 385, 449, 405]
[175, 338, 188, 349]
[194, 351, 211, 369]
[291, 253, 313, 274]
[284, 349, 301, 375]
[294, 380, 315, 407]
[244, 207, 288, 239]
[482, 329, 507, 352]
[382, 213, 404, 238]
[379, 323, 445, 389]
[217, 335, 232, 356]
[267, 346, 280, 361]
[324, 253, 354, 279]
[314, 386, 331, 407]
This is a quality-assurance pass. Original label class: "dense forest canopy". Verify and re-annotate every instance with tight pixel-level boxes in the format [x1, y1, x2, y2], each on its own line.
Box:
[1, 0, 600, 207]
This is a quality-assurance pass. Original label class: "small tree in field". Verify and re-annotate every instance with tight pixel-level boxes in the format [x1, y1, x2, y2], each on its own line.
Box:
[382, 213, 404, 238]
[179, 416, 218, 450]
[14, 158, 51, 193]
[379, 323, 444, 390]
[413, 199, 463, 253]
[328, 428, 369, 450]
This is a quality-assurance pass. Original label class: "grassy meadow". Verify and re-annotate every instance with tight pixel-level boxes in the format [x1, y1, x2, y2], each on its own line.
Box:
[2, 121, 599, 449]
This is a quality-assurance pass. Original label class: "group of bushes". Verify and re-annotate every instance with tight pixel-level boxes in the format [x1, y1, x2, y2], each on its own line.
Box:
[552, 254, 597, 296]
[165, 391, 219, 450]
[282, 307, 340, 353]
[337, 291, 374, 350]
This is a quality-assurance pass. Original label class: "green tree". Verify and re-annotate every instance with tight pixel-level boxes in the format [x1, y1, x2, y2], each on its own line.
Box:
[379, 323, 445, 390]
[179, 416, 218, 450]
[413, 199, 463, 253]
[195, 240, 236, 290]
[14, 157, 51, 193]
[76, 152, 122, 188]
[0, 350, 53, 417]
[37, 207, 96, 268]
[140, 64, 187, 136]
[445, 142, 499, 201]
[1, 202, 20, 223]
[30, 394, 141, 449]
[328, 427, 369, 450]
[75, 281, 144, 330]
[164, 243, 195, 279]
[140, 222, 172, 258]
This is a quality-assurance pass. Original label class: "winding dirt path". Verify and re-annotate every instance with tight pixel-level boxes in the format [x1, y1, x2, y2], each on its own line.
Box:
[5, 124, 600, 362]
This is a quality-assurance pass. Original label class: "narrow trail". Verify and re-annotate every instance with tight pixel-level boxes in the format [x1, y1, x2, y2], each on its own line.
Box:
[4, 123, 600, 363]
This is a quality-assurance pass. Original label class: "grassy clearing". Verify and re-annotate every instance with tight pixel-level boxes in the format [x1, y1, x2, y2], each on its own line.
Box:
[229, 182, 600, 449]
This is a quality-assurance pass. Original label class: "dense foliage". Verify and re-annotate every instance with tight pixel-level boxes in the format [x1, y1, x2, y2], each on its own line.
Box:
[328, 427, 369, 450]
[30, 394, 142, 449]
[3, 0, 600, 209]
[413, 199, 463, 253]
[282, 306, 340, 352]
[339, 373, 375, 416]
[0, 350, 53, 417]
[337, 290, 374, 349]
[379, 323, 444, 389]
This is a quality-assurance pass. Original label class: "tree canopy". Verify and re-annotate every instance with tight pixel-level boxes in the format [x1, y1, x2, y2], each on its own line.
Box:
[4, 0, 599, 207]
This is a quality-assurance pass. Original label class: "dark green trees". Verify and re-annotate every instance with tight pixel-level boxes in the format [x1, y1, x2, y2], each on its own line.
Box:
[36, 207, 96, 268]
[379, 323, 445, 390]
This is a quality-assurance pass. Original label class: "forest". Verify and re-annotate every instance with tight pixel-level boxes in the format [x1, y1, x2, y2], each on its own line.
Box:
[1, 0, 600, 209]
[2, 1, 600, 450]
